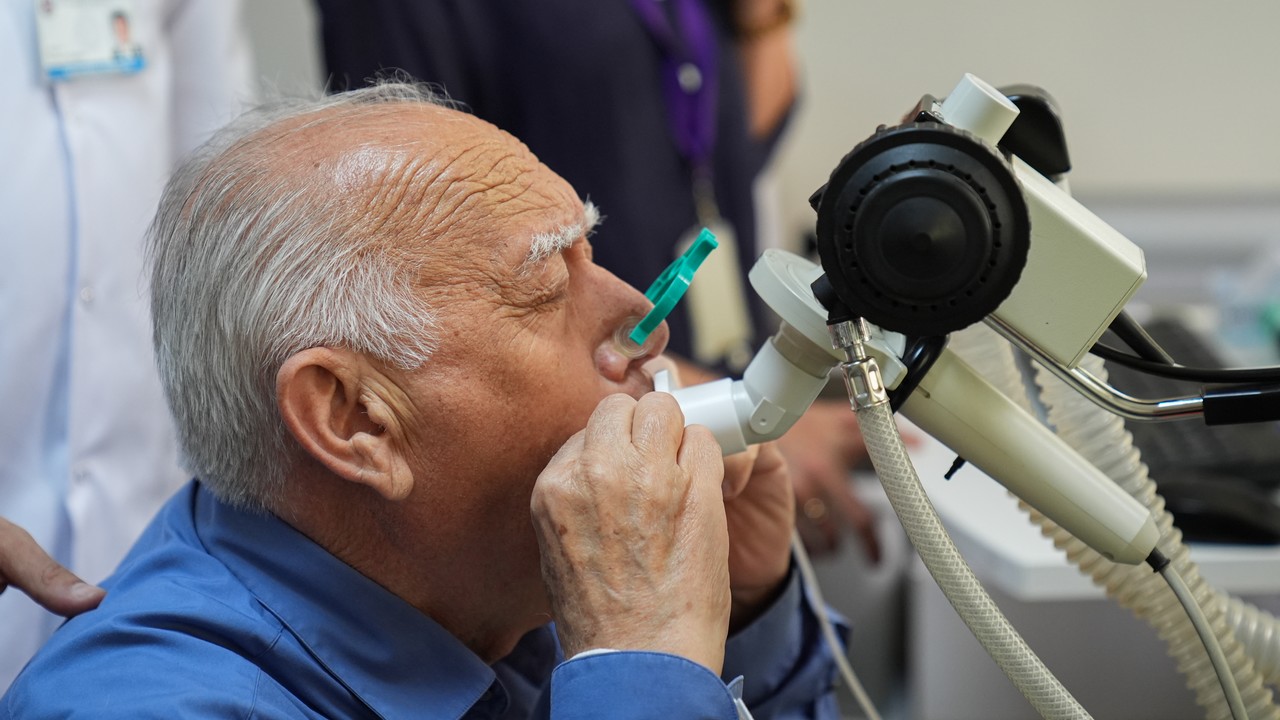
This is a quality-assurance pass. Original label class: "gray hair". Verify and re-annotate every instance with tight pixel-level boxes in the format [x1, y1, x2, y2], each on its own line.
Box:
[147, 83, 450, 510]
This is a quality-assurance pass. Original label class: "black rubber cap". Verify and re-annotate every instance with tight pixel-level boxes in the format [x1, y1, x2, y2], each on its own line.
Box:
[997, 84, 1072, 179]
[812, 122, 1031, 336]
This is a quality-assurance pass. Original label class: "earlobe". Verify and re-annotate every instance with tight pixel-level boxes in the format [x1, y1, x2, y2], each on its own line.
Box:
[277, 349, 415, 502]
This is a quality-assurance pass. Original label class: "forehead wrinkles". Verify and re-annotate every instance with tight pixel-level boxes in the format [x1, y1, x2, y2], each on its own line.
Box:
[304, 108, 580, 310]
[356, 125, 574, 260]
[433, 139, 574, 233]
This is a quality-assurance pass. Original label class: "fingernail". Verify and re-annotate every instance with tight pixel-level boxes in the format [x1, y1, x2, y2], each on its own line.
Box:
[70, 582, 102, 601]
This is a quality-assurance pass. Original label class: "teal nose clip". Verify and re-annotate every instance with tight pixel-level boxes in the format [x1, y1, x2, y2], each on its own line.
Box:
[629, 228, 718, 346]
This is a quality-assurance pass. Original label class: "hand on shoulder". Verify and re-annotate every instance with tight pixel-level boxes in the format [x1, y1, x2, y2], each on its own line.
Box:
[0, 516, 104, 617]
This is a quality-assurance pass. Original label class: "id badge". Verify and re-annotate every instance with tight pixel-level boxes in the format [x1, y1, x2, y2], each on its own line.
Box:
[35, 0, 145, 82]
[679, 218, 754, 371]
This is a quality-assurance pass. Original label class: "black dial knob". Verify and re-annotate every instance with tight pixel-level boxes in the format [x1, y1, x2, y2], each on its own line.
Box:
[812, 122, 1031, 336]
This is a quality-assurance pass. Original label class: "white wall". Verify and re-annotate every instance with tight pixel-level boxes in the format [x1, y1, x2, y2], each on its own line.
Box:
[776, 1, 1280, 208]
[242, 0, 322, 96]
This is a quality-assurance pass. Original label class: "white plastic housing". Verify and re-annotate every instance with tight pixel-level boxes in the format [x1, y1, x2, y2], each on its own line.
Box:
[937, 72, 1148, 370]
[991, 157, 1147, 369]
[900, 347, 1160, 564]
[664, 377, 750, 455]
[667, 327, 833, 456]
[671, 247, 1159, 563]
[667, 251, 914, 456]
[748, 249, 908, 389]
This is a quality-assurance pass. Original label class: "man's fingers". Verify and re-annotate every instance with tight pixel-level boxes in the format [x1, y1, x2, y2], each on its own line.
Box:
[720, 445, 759, 499]
[580, 393, 687, 466]
[676, 424, 724, 489]
[630, 392, 686, 458]
[0, 518, 105, 617]
[35, 578, 106, 618]
[582, 393, 638, 451]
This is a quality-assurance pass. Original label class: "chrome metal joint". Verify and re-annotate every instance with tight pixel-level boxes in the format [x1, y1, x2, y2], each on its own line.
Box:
[829, 318, 890, 409]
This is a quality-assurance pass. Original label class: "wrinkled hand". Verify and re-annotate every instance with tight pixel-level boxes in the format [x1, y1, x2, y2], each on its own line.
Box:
[531, 393, 731, 673]
[0, 517, 104, 617]
[721, 441, 793, 631]
[776, 398, 881, 561]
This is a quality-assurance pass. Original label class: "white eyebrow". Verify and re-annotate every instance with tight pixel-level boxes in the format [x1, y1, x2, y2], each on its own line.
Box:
[524, 200, 601, 265]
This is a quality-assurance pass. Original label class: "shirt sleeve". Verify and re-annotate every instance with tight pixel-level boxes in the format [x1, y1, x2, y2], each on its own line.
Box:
[720, 564, 848, 720]
[546, 564, 847, 720]
[550, 651, 739, 720]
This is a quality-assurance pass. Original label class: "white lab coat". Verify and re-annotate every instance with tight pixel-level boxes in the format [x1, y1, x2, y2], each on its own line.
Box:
[0, 0, 253, 689]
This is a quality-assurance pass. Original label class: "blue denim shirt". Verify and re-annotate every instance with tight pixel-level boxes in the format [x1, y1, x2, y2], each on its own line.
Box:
[4, 483, 843, 719]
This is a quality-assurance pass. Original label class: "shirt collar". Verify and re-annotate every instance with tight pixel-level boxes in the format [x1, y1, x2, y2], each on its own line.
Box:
[192, 483, 500, 719]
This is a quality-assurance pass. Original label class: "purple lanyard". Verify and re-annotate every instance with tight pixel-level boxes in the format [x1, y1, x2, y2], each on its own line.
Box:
[629, 0, 719, 172]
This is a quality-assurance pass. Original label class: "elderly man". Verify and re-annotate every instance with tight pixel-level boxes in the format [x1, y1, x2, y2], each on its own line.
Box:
[3, 84, 840, 718]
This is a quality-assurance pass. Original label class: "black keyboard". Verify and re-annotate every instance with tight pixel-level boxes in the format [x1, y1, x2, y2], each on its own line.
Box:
[1101, 318, 1280, 489]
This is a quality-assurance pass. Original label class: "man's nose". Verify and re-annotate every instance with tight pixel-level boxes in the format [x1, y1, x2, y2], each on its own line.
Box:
[591, 270, 671, 380]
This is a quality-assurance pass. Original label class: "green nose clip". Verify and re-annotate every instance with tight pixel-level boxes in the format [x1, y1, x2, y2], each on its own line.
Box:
[628, 228, 719, 346]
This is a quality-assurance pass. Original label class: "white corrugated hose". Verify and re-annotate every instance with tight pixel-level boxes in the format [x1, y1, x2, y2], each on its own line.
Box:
[949, 323, 1279, 719]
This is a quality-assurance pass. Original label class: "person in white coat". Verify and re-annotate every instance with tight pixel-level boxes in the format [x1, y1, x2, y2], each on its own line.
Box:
[0, 0, 253, 688]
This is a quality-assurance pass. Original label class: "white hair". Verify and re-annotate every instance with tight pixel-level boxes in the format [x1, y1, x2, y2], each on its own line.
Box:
[146, 83, 452, 510]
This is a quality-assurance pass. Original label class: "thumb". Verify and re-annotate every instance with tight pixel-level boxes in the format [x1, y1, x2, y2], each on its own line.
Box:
[29, 572, 106, 619]
[0, 519, 105, 617]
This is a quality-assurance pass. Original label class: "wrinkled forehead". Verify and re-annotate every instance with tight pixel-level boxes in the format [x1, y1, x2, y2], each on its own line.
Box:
[450, 136, 585, 267]
[329, 104, 584, 268]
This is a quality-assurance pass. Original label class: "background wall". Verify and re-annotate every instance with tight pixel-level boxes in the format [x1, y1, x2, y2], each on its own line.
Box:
[243, 0, 321, 96]
[779, 1, 1280, 199]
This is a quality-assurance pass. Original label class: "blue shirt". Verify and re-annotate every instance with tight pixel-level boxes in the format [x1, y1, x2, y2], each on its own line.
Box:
[4, 483, 843, 718]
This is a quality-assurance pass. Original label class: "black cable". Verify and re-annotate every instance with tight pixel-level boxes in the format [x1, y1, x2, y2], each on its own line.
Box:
[1145, 547, 1171, 572]
[889, 335, 948, 412]
[1109, 310, 1175, 364]
[1091, 342, 1280, 384]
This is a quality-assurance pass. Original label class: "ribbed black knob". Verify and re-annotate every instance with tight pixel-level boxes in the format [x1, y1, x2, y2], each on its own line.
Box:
[811, 122, 1031, 336]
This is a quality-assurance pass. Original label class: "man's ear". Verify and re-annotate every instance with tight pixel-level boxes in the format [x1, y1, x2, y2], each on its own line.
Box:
[276, 348, 414, 502]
